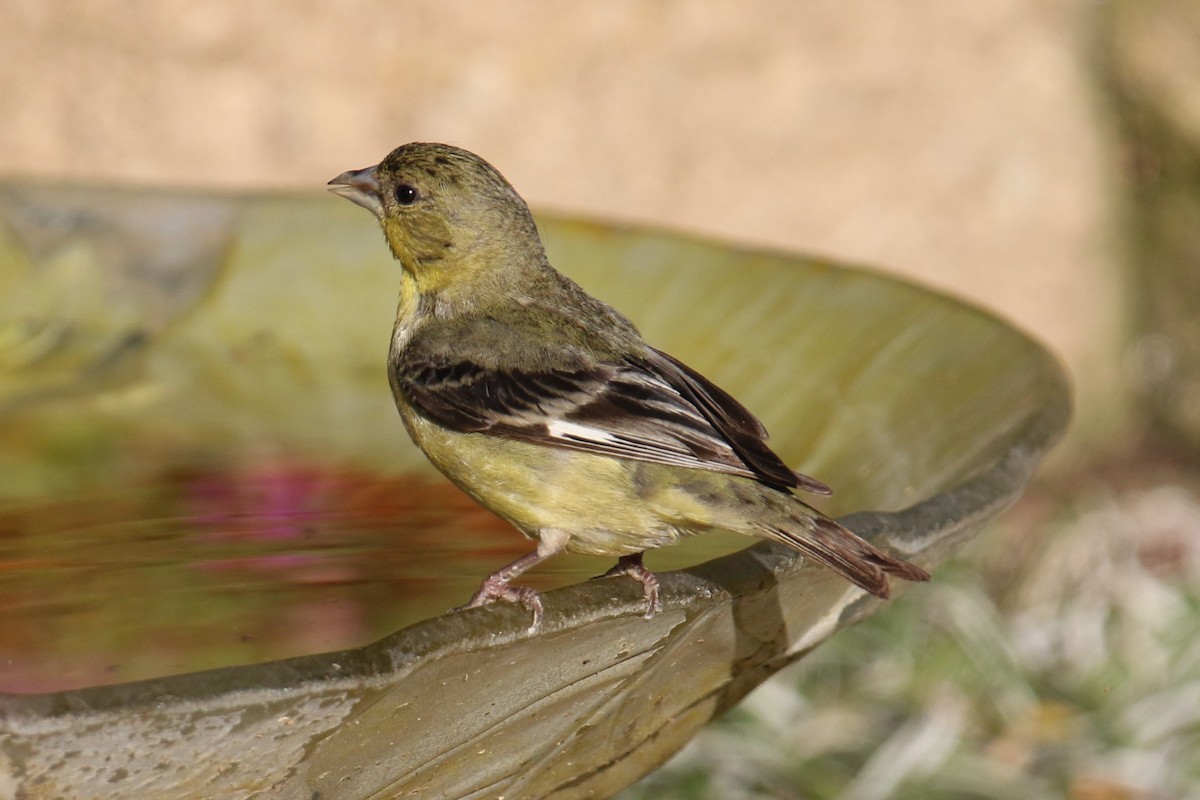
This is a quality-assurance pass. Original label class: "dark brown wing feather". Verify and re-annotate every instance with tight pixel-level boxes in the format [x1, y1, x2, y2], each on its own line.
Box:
[640, 348, 832, 494]
[394, 342, 829, 494]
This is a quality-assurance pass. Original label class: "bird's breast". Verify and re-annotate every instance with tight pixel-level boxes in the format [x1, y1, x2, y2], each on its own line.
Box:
[391, 318, 418, 355]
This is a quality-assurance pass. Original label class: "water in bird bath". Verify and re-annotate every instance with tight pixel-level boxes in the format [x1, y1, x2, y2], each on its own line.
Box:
[0, 437, 753, 693]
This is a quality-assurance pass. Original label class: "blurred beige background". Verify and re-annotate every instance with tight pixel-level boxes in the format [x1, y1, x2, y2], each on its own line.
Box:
[0, 1, 1124, 459]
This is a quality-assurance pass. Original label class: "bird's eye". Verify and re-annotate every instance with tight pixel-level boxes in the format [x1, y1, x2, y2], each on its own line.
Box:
[395, 184, 419, 206]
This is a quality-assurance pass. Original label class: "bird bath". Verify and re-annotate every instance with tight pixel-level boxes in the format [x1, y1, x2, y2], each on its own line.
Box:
[0, 183, 1069, 799]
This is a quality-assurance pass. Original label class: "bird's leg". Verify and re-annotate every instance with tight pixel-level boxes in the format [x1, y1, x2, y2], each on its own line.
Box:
[459, 530, 568, 632]
[597, 552, 662, 619]
[462, 549, 547, 628]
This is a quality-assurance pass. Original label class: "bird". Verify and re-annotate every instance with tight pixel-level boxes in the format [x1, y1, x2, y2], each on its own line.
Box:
[328, 142, 929, 630]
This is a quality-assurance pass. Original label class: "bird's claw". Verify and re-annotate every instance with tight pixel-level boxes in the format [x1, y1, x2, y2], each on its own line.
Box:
[597, 554, 662, 619]
[456, 576, 544, 632]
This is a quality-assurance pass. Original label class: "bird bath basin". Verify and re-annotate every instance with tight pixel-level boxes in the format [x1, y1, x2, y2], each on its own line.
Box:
[0, 183, 1069, 799]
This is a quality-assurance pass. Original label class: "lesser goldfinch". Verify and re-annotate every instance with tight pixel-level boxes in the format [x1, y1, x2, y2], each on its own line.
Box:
[328, 142, 929, 629]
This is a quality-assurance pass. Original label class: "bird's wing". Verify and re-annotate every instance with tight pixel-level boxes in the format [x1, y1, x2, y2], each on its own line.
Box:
[393, 340, 829, 494]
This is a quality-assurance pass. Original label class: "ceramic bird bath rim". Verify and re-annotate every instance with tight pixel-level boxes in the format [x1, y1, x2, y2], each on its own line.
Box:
[0, 182, 1071, 799]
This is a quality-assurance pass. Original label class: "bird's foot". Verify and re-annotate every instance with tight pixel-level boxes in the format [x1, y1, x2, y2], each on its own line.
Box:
[458, 575, 545, 632]
[597, 553, 662, 619]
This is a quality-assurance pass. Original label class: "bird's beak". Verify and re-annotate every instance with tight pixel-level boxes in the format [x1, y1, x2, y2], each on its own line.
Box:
[328, 165, 384, 219]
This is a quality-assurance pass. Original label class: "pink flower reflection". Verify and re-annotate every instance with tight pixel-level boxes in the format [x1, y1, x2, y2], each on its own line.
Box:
[186, 464, 329, 541]
[182, 463, 357, 583]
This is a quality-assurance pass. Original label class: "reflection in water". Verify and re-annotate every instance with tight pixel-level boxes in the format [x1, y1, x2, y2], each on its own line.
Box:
[0, 464, 511, 693]
[0, 460, 749, 693]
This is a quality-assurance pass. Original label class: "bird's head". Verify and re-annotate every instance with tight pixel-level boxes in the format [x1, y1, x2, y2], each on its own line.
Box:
[328, 143, 545, 293]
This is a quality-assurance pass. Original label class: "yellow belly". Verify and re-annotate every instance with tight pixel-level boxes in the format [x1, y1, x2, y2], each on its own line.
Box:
[396, 403, 721, 556]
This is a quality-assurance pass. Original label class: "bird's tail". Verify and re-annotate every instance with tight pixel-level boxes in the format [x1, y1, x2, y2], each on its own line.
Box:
[769, 512, 930, 599]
